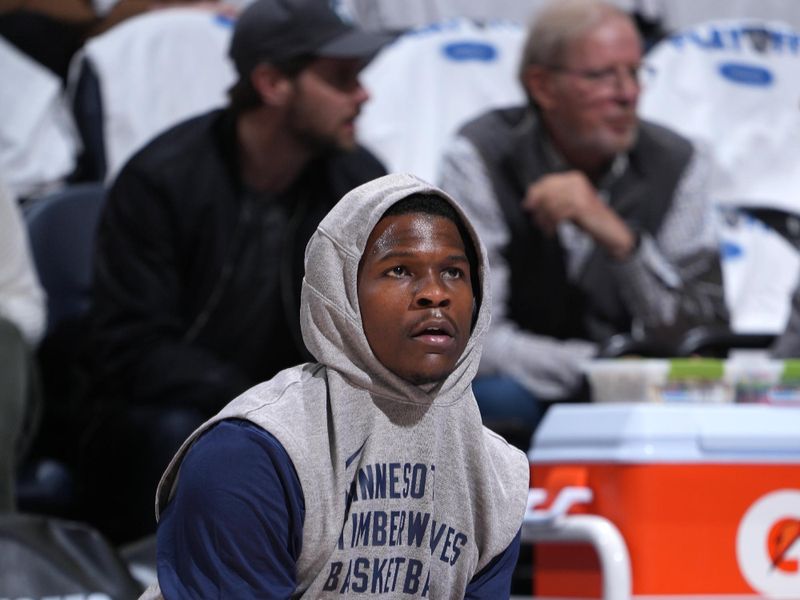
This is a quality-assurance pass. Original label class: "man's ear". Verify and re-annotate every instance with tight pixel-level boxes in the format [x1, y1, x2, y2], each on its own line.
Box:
[250, 63, 294, 107]
[522, 64, 557, 111]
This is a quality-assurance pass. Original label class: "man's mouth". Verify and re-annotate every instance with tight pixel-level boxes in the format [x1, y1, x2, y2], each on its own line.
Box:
[607, 114, 637, 133]
[410, 318, 456, 348]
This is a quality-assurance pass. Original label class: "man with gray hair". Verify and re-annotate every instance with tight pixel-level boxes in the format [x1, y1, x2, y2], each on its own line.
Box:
[439, 0, 728, 443]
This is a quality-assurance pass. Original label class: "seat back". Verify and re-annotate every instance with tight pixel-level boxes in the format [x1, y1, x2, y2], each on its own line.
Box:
[18, 183, 106, 516]
[717, 206, 800, 335]
[639, 19, 800, 335]
[356, 18, 527, 182]
[639, 19, 800, 211]
[69, 7, 236, 183]
[25, 183, 106, 332]
[0, 36, 79, 198]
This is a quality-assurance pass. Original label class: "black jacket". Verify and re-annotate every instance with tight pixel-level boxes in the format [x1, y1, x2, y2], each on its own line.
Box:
[90, 108, 386, 412]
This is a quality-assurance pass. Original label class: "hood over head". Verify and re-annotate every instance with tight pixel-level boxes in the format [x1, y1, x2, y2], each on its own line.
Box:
[300, 172, 491, 405]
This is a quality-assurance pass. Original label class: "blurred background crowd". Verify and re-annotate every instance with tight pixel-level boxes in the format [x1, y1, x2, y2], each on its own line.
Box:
[2, 0, 800, 596]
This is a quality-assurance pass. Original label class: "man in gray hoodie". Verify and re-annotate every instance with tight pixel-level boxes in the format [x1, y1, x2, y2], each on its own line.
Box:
[144, 173, 529, 598]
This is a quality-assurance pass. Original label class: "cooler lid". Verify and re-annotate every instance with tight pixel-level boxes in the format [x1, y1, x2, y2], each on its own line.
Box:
[528, 403, 800, 463]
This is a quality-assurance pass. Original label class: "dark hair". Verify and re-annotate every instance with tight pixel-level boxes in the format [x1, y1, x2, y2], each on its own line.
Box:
[383, 193, 481, 314]
[228, 54, 316, 115]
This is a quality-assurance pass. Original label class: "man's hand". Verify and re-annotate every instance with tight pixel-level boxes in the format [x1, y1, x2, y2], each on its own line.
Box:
[522, 171, 637, 261]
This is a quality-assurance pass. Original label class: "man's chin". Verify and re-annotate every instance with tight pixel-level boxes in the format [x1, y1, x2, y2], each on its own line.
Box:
[399, 369, 451, 387]
[590, 134, 636, 160]
[608, 123, 639, 152]
[336, 133, 359, 152]
[296, 131, 357, 156]
[327, 136, 360, 155]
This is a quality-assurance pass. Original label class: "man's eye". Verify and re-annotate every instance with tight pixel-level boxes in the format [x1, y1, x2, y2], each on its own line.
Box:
[586, 67, 615, 81]
[442, 267, 464, 280]
[327, 70, 360, 92]
[386, 266, 408, 278]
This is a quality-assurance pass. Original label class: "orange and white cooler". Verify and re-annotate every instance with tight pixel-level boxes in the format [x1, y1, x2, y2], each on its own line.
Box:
[527, 403, 800, 599]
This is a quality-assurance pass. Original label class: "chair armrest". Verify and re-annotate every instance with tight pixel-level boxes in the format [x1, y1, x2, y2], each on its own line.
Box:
[598, 333, 677, 358]
[676, 326, 776, 357]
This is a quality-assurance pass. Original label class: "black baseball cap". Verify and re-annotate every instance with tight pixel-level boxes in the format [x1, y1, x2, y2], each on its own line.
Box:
[229, 0, 392, 76]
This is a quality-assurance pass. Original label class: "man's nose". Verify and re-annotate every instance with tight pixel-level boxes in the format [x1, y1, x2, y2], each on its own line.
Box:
[414, 274, 450, 308]
[615, 66, 640, 103]
[352, 79, 370, 106]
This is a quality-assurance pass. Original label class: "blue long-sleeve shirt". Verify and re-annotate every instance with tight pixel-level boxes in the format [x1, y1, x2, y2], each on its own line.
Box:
[157, 419, 521, 598]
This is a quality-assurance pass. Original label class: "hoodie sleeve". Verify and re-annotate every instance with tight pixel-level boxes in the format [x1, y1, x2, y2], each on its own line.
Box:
[464, 529, 521, 599]
[157, 419, 304, 598]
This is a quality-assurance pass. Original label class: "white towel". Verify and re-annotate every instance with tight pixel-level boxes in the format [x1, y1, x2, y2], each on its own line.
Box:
[0, 38, 78, 198]
[356, 17, 527, 183]
[79, 7, 237, 182]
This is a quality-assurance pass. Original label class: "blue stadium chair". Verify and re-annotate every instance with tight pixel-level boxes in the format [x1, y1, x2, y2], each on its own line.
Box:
[25, 183, 106, 332]
[18, 183, 106, 516]
[67, 8, 235, 183]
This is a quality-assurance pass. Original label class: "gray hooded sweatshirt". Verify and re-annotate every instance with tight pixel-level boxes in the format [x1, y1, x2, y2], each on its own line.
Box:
[147, 173, 529, 598]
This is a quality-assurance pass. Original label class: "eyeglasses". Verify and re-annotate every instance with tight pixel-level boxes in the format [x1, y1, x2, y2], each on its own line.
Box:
[549, 64, 643, 90]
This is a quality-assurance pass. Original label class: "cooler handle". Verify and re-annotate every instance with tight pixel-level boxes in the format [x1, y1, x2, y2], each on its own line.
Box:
[523, 487, 632, 600]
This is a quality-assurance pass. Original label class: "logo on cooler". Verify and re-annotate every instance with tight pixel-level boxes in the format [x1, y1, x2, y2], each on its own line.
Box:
[737, 490, 800, 598]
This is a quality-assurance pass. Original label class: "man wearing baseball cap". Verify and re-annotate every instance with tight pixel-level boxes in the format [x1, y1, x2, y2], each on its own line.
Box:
[84, 0, 391, 544]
